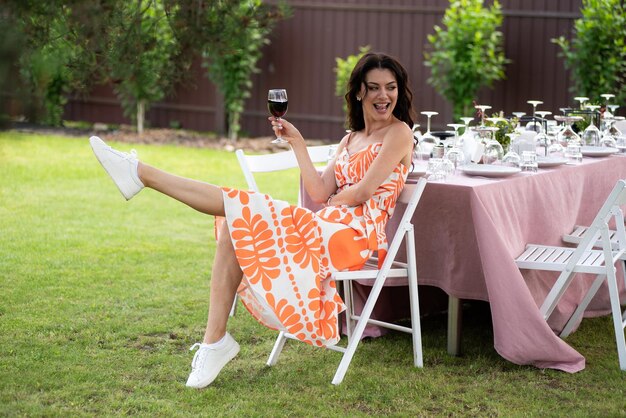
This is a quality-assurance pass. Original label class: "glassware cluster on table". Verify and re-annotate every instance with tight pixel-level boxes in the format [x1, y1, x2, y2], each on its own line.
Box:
[410, 94, 625, 181]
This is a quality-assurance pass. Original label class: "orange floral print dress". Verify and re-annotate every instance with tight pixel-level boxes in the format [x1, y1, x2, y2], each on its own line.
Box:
[221, 142, 408, 347]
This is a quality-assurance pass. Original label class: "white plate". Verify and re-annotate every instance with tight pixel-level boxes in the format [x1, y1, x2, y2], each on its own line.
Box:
[581, 146, 618, 157]
[459, 164, 521, 178]
[537, 157, 568, 167]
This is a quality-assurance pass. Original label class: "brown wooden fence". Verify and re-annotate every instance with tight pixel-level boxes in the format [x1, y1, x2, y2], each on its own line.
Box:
[63, 0, 584, 140]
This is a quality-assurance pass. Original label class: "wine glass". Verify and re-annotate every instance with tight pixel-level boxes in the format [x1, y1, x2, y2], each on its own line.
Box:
[599, 116, 619, 148]
[445, 123, 466, 171]
[475, 126, 502, 164]
[475, 105, 492, 127]
[268, 89, 288, 144]
[419, 111, 439, 158]
[533, 111, 551, 156]
[502, 132, 521, 167]
[526, 100, 543, 132]
[582, 105, 601, 147]
[601, 93, 615, 112]
[536, 111, 551, 133]
[574, 96, 589, 109]
[554, 115, 583, 146]
[512, 112, 526, 132]
[460, 117, 474, 134]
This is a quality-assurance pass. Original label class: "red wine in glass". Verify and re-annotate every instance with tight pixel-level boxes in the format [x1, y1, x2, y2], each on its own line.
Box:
[268, 100, 288, 118]
[268, 89, 288, 143]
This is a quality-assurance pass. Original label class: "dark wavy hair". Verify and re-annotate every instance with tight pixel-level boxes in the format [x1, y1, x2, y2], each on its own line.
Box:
[344, 52, 416, 132]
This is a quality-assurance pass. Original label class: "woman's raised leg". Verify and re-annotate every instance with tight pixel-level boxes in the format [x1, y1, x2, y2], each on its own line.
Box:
[138, 162, 225, 217]
[90, 135, 226, 216]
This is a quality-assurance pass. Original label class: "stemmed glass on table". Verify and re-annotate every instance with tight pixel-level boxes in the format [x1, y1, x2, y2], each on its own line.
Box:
[555, 114, 583, 163]
[582, 105, 601, 147]
[526, 100, 543, 132]
[417, 111, 438, 159]
[484, 117, 505, 164]
[574, 96, 589, 110]
[601, 94, 615, 120]
[512, 112, 526, 132]
[475, 125, 501, 164]
[268, 89, 289, 144]
[535, 111, 552, 156]
[502, 132, 522, 167]
[445, 123, 466, 171]
[600, 115, 620, 148]
[475, 105, 492, 127]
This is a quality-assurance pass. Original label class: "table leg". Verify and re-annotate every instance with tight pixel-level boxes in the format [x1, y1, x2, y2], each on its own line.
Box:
[447, 296, 462, 356]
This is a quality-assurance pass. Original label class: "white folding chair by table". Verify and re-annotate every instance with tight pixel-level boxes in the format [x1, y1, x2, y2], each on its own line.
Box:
[266, 178, 428, 385]
[515, 179, 626, 371]
[228, 145, 335, 316]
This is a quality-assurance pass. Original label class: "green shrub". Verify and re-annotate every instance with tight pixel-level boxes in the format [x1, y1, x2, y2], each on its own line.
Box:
[552, 0, 626, 104]
[424, 0, 510, 119]
[334, 45, 371, 118]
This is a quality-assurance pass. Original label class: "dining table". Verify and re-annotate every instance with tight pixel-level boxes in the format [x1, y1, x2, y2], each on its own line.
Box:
[302, 151, 626, 373]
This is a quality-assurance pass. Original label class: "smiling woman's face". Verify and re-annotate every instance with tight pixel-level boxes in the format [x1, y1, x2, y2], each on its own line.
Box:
[359, 68, 398, 123]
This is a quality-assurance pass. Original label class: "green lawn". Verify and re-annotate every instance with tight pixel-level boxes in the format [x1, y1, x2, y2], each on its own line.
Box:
[1, 131, 625, 417]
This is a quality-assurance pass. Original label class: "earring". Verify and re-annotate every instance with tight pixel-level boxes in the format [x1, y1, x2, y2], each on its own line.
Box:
[357, 96, 362, 101]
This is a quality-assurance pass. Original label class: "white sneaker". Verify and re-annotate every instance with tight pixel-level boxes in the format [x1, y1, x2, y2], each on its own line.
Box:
[89, 136, 144, 200]
[185, 333, 240, 389]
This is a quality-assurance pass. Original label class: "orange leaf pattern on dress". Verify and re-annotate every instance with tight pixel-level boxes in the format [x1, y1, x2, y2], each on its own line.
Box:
[281, 206, 321, 271]
[220, 141, 407, 347]
[231, 205, 280, 292]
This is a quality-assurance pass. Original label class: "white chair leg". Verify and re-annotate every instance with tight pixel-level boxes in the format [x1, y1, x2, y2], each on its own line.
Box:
[561, 274, 606, 337]
[331, 270, 389, 385]
[267, 331, 288, 366]
[229, 295, 238, 317]
[343, 280, 353, 340]
[406, 229, 423, 367]
[606, 265, 626, 370]
[540, 269, 578, 320]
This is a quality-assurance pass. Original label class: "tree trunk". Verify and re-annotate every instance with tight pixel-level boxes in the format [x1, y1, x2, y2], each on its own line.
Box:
[228, 111, 239, 143]
[137, 100, 145, 135]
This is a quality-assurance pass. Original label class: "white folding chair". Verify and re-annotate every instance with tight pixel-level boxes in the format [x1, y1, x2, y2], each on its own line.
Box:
[515, 179, 626, 371]
[228, 145, 335, 316]
[266, 178, 428, 385]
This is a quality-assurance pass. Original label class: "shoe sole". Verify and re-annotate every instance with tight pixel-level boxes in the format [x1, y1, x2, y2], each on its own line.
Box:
[188, 342, 240, 389]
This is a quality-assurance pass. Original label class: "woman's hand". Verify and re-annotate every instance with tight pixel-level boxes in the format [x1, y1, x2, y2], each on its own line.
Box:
[268, 117, 305, 148]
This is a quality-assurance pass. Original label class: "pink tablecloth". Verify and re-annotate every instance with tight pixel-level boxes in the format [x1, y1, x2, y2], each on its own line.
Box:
[303, 155, 626, 372]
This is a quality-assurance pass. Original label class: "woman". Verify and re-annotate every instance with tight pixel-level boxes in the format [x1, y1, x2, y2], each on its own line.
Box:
[90, 52, 416, 388]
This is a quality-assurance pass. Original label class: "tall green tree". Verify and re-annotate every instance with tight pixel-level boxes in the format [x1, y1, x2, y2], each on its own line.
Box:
[552, 0, 626, 104]
[424, 0, 509, 119]
[105, 0, 179, 134]
[199, 0, 288, 142]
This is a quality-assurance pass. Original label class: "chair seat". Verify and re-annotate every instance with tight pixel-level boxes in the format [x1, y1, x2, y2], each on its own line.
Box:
[333, 261, 408, 280]
[563, 225, 619, 249]
[516, 244, 615, 274]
